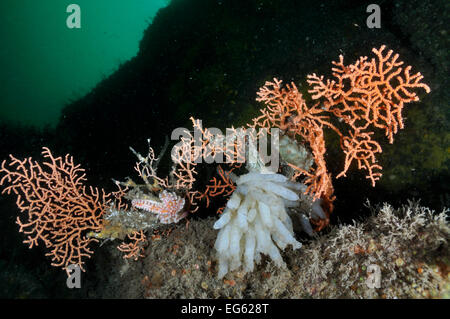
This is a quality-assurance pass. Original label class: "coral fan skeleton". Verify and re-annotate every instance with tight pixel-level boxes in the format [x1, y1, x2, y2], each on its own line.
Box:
[0, 147, 109, 273]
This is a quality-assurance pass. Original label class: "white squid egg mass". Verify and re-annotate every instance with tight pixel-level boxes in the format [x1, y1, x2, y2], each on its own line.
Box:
[213, 172, 303, 278]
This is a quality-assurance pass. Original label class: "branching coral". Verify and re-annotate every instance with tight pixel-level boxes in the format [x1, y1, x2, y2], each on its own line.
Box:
[307, 45, 431, 144]
[0, 147, 110, 273]
[252, 78, 338, 203]
[306, 45, 431, 185]
[251, 45, 431, 230]
[117, 230, 148, 261]
[0, 138, 200, 270]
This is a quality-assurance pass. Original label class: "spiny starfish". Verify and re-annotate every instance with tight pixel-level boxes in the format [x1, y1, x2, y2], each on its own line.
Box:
[132, 190, 186, 224]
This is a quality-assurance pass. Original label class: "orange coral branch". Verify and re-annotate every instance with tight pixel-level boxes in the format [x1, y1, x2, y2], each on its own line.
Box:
[0, 147, 110, 273]
[172, 118, 245, 214]
[195, 165, 237, 208]
[307, 45, 431, 143]
[133, 144, 170, 190]
[251, 45, 430, 230]
[117, 230, 147, 260]
[170, 125, 202, 190]
[252, 78, 337, 201]
[337, 130, 383, 186]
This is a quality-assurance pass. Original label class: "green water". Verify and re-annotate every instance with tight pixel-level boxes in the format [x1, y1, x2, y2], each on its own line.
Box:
[0, 0, 168, 127]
